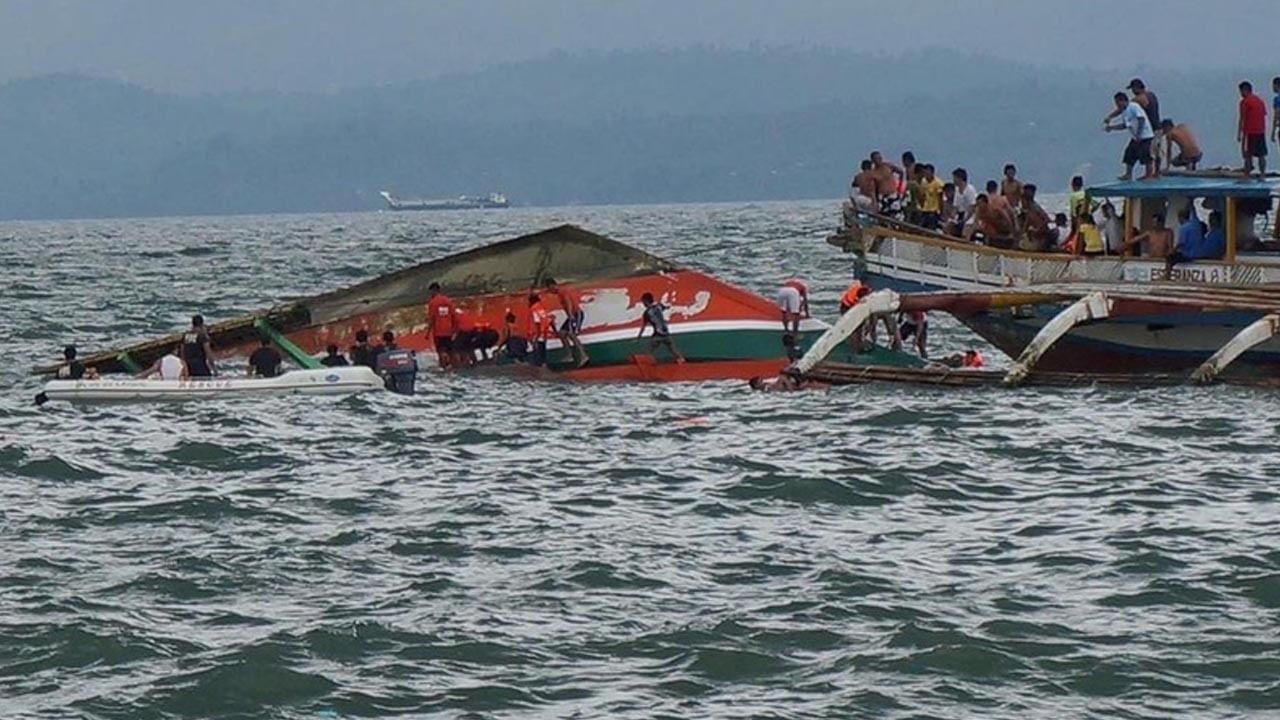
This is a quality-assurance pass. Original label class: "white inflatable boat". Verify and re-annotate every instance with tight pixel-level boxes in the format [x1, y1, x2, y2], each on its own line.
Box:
[37, 367, 385, 404]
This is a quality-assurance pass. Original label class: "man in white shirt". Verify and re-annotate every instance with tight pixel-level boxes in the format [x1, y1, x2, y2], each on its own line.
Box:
[951, 167, 978, 233]
[1104, 91, 1155, 181]
[137, 345, 188, 380]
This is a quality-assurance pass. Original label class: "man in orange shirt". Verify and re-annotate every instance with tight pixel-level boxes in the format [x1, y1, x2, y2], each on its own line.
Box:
[544, 277, 588, 367]
[527, 293, 557, 367]
[424, 282, 458, 368]
[1238, 80, 1268, 179]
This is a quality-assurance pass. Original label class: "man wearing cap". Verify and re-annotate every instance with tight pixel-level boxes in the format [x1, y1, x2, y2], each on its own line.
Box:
[1105, 79, 1162, 175]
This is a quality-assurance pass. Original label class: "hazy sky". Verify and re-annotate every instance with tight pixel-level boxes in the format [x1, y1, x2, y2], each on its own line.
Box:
[2, 0, 1274, 93]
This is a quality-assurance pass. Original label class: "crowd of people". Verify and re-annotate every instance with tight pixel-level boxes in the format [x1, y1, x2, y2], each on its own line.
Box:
[847, 76, 1280, 261]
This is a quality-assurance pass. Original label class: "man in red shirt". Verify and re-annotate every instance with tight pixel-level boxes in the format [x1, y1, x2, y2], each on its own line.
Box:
[424, 282, 458, 368]
[1238, 80, 1268, 179]
[544, 277, 588, 367]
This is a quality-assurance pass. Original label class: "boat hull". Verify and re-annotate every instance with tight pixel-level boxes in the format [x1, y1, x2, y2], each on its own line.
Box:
[40, 367, 384, 403]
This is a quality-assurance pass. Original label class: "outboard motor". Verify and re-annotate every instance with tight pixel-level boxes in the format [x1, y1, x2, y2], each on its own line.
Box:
[375, 349, 418, 395]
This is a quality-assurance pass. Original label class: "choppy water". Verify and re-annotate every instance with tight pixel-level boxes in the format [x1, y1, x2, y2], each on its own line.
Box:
[3, 201, 1279, 719]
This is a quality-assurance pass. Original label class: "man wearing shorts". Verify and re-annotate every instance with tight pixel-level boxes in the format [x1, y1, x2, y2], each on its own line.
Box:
[425, 282, 458, 368]
[775, 278, 809, 335]
[1238, 80, 1268, 180]
[1104, 91, 1154, 181]
[545, 277, 588, 367]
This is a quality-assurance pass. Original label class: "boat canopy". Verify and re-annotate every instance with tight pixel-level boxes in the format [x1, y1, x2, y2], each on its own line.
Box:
[1088, 175, 1278, 199]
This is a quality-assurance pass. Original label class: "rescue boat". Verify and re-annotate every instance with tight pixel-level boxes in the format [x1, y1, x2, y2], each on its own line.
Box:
[36, 367, 384, 404]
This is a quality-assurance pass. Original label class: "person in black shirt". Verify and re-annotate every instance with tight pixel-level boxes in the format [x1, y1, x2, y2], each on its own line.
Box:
[320, 344, 348, 367]
[247, 338, 283, 378]
[349, 329, 376, 368]
[55, 345, 98, 380]
[181, 314, 216, 376]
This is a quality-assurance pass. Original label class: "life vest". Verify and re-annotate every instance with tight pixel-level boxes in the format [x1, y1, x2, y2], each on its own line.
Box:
[529, 302, 556, 340]
[839, 281, 864, 307]
[962, 350, 985, 368]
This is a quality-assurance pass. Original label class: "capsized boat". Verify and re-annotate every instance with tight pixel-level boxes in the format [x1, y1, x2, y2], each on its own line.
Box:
[829, 174, 1280, 374]
[36, 367, 384, 405]
[37, 225, 919, 383]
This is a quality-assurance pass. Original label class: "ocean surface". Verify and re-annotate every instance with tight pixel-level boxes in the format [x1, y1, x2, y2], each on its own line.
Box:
[3, 200, 1279, 719]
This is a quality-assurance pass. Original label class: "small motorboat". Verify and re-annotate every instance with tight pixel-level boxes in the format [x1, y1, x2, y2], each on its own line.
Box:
[35, 367, 385, 405]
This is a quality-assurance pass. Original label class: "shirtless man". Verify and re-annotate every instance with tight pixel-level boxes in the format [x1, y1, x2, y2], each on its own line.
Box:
[1020, 184, 1054, 251]
[966, 193, 1015, 245]
[1161, 119, 1202, 170]
[849, 159, 877, 211]
[869, 151, 904, 216]
[1000, 164, 1023, 211]
[1121, 213, 1174, 259]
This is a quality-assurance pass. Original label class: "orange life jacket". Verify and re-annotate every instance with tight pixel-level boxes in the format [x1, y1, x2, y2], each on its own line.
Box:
[529, 302, 556, 340]
[840, 281, 864, 307]
[962, 350, 985, 368]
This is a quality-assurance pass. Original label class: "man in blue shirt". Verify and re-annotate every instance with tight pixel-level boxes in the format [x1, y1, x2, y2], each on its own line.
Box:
[1174, 206, 1205, 259]
[1201, 211, 1226, 260]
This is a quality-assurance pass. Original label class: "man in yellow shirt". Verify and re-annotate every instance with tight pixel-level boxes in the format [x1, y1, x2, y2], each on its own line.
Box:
[919, 163, 945, 231]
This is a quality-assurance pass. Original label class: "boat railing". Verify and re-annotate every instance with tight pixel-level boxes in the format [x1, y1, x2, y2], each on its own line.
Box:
[863, 225, 1280, 287]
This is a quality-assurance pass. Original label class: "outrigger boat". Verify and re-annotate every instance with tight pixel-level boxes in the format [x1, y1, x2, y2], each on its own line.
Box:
[36, 367, 385, 405]
[828, 174, 1280, 376]
[34, 225, 916, 384]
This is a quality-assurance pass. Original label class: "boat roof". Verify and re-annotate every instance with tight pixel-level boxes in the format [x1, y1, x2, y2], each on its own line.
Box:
[1089, 175, 1278, 199]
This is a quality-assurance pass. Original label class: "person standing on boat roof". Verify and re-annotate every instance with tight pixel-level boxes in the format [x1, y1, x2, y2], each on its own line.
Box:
[1238, 80, 1268, 180]
[56, 345, 98, 380]
[775, 278, 809, 335]
[638, 292, 685, 364]
[320, 344, 348, 367]
[425, 282, 458, 369]
[349, 329, 376, 368]
[1105, 91, 1156, 181]
[180, 315, 216, 377]
[545, 278, 588, 368]
[138, 344, 187, 380]
[247, 337, 283, 378]
[1161, 120, 1203, 171]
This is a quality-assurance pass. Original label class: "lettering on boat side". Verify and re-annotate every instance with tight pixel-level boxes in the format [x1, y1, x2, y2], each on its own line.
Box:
[1123, 266, 1237, 284]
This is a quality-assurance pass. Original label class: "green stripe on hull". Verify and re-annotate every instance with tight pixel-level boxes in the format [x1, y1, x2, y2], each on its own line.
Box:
[538, 328, 922, 371]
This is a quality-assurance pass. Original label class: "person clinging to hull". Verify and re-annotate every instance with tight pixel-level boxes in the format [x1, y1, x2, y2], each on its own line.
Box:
[544, 277, 588, 367]
[180, 314, 216, 377]
[638, 292, 685, 364]
[527, 293, 557, 367]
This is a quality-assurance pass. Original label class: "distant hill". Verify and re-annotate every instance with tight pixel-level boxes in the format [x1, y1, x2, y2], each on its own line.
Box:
[0, 50, 1268, 219]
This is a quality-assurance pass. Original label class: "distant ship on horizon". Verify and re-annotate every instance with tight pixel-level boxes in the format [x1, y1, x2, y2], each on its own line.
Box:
[379, 190, 509, 211]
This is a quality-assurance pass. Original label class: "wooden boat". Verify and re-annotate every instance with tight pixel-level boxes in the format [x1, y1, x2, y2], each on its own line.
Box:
[37, 225, 919, 383]
[36, 367, 384, 404]
[829, 175, 1280, 374]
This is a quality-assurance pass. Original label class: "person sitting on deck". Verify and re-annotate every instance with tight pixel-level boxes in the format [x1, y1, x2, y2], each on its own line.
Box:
[1052, 213, 1072, 250]
[965, 193, 1016, 247]
[247, 337, 283, 378]
[1104, 91, 1155, 181]
[1121, 212, 1174, 259]
[1161, 119, 1203, 170]
[776, 279, 810, 335]
[1201, 211, 1227, 260]
[320, 344, 348, 367]
[55, 345, 99, 380]
[1167, 207, 1215, 266]
[1020, 184, 1055, 251]
[638, 292, 685, 364]
[349, 329, 376, 368]
[138, 345, 187, 380]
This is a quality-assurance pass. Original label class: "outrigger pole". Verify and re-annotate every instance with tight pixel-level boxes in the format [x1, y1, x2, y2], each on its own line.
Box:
[1003, 292, 1112, 387]
[1190, 314, 1280, 384]
[790, 290, 900, 374]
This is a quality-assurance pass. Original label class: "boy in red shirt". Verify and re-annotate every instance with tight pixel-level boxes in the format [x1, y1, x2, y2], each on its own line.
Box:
[1238, 80, 1268, 179]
